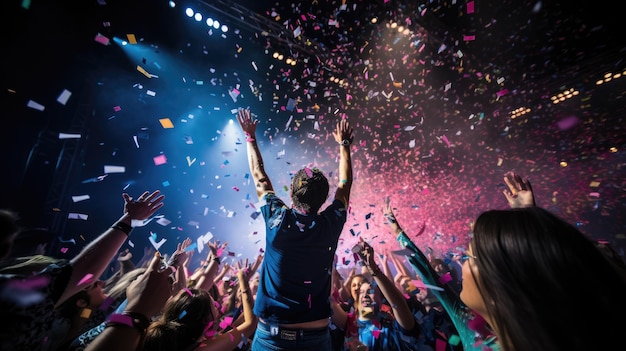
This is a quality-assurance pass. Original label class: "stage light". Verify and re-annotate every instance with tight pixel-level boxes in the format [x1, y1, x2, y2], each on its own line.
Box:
[272, 52, 279, 59]
[206, 18, 213, 26]
[213, 20, 220, 29]
[168, 1, 176, 8]
[194, 12, 202, 21]
[371, 17, 378, 24]
[185, 7, 194, 17]
[221, 24, 228, 33]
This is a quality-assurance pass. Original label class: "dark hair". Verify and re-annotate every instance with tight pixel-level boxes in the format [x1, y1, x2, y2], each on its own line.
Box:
[141, 288, 215, 351]
[290, 167, 329, 214]
[470, 207, 626, 351]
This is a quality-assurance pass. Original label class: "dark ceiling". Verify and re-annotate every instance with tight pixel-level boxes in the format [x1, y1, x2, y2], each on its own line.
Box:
[2, 0, 625, 264]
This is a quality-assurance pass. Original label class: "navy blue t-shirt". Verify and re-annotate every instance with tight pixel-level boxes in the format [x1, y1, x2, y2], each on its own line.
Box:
[254, 192, 347, 324]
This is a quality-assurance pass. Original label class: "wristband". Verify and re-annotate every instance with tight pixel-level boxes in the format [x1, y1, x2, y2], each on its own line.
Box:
[111, 221, 133, 236]
[106, 312, 150, 333]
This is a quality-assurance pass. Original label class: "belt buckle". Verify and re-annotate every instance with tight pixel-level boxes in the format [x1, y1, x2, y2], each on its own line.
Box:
[280, 329, 297, 341]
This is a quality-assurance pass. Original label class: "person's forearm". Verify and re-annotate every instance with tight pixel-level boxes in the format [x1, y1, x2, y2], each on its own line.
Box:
[387, 217, 402, 235]
[397, 232, 475, 349]
[195, 259, 220, 291]
[339, 144, 352, 188]
[330, 299, 348, 329]
[382, 257, 393, 281]
[61, 214, 131, 306]
[368, 264, 415, 330]
[246, 140, 271, 197]
[239, 278, 256, 337]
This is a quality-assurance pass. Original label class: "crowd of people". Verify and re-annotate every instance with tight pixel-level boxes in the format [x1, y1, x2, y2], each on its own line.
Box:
[2, 108, 626, 351]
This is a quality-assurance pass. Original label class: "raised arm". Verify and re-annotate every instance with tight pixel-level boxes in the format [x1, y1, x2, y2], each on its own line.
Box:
[168, 237, 193, 294]
[194, 241, 222, 292]
[332, 118, 354, 207]
[357, 237, 415, 330]
[237, 108, 274, 200]
[85, 252, 172, 351]
[502, 171, 535, 208]
[59, 190, 164, 307]
[383, 197, 476, 350]
[197, 268, 257, 351]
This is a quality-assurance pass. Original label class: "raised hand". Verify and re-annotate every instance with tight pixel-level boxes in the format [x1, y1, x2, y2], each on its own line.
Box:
[333, 118, 354, 145]
[124, 252, 173, 318]
[503, 171, 536, 208]
[117, 249, 133, 262]
[237, 108, 258, 139]
[122, 190, 165, 221]
[168, 237, 192, 267]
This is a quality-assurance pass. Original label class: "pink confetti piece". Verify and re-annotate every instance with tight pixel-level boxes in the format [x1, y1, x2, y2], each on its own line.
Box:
[439, 272, 453, 284]
[372, 329, 381, 338]
[94, 33, 110, 46]
[99, 296, 115, 311]
[436, 338, 448, 351]
[60, 247, 68, 253]
[467, 1, 475, 14]
[304, 167, 313, 178]
[8, 275, 50, 290]
[219, 316, 234, 330]
[463, 35, 476, 41]
[442, 134, 451, 147]
[183, 288, 193, 296]
[113, 106, 121, 112]
[308, 293, 311, 308]
[78, 273, 94, 286]
[153, 154, 167, 165]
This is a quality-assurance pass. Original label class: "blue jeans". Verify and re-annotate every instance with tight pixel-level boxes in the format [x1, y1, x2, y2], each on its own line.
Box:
[251, 320, 332, 351]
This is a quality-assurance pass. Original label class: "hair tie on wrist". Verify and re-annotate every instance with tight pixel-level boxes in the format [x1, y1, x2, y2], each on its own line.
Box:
[111, 221, 133, 236]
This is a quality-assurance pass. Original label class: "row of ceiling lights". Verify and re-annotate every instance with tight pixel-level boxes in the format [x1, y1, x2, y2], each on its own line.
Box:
[168, 1, 229, 33]
[510, 67, 625, 117]
[271, 52, 297, 66]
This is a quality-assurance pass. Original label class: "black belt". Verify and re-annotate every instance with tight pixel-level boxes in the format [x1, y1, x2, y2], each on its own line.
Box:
[258, 319, 329, 341]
